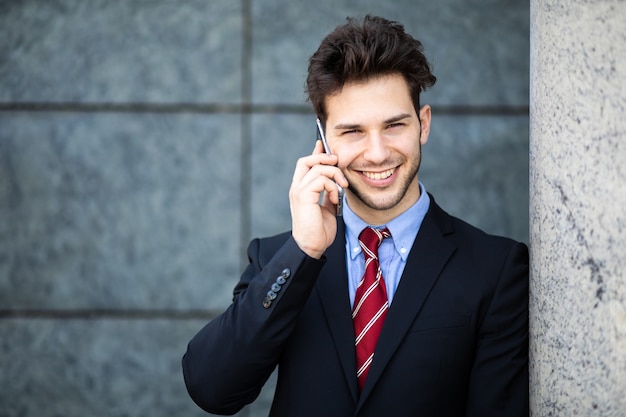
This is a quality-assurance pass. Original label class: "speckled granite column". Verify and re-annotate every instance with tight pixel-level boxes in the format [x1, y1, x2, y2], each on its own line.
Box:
[529, 1, 626, 415]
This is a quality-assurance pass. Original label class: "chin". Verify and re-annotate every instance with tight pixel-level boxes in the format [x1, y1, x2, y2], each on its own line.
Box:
[349, 187, 406, 211]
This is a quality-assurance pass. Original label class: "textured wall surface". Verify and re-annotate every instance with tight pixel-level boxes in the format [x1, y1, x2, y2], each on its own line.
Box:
[529, 0, 626, 416]
[0, 0, 529, 416]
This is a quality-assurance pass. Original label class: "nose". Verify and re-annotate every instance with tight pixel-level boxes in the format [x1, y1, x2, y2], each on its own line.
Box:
[362, 131, 389, 164]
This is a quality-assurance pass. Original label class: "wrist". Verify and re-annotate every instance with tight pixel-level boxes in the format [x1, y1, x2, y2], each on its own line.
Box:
[292, 235, 325, 259]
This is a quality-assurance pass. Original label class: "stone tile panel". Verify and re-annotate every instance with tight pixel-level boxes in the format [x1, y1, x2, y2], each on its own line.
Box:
[251, 0, 529, 107]
[0, 318, 255, 417]
[0, 113, 241, 310]
[0, 0, 242, 103]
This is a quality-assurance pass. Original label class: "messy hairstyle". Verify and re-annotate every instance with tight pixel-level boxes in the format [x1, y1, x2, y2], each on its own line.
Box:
[306, 15, 436, 123]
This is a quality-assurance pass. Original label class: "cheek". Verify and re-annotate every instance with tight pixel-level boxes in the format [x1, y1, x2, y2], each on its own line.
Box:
[406, 137, 423, 158]
[334, 146, 358, 169]
[413, 142, 422, 158]
[387, 139, 420, 161]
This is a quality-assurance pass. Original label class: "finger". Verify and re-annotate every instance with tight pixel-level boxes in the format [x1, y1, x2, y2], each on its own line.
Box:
[307, 163, 348, 189]
[320, 182, 340, 207]
[290, 173, 341, 208]
[295, 164, 347, 192]
[291, 153, 339, 186]
[319, 191, 336, 215]
[312, 139, 325, 155]
[320, 183, 342, 206]
[310, 141, 349, 188]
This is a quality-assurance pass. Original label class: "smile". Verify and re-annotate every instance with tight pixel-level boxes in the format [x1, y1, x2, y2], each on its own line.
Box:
[361, 168, 395, 180]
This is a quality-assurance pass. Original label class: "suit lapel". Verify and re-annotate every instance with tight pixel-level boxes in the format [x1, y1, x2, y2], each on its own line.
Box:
[315, 200, 458, 410]
[356, 201, 457, 407]
[316, 220, 360, 403]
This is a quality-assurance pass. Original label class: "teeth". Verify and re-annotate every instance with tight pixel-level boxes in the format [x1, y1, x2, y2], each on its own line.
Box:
[362, 168, 394, 180]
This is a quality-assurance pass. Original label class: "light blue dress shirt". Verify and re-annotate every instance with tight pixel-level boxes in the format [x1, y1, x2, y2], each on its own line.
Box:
[343, 182, 430, 307]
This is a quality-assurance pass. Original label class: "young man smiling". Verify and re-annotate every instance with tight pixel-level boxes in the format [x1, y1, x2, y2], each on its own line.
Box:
[183, 15, 529, 417]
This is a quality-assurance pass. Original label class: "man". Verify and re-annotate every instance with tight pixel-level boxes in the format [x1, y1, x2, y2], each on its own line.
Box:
[183, 15, 528, 416]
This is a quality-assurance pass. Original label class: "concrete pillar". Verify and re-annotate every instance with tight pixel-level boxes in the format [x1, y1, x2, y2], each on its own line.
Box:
[529, 0, 626, 415]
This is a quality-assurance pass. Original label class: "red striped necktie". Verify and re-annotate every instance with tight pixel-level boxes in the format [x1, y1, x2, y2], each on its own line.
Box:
[352, 226, 391, 392]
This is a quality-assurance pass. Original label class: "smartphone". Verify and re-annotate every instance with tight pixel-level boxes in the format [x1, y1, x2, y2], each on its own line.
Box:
[316, 118, 344, 217]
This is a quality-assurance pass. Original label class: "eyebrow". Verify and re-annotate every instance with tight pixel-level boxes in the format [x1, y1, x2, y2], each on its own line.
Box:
[333, 113, 413, 130]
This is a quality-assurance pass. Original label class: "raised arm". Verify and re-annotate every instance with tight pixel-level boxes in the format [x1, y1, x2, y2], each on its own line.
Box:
[182, 235, 325, 414]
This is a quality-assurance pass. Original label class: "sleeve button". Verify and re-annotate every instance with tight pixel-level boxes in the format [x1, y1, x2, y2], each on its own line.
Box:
[271, 283, 281, 292]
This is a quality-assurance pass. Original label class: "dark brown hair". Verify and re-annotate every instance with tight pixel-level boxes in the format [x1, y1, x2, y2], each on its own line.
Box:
[306, 15, 436, 122]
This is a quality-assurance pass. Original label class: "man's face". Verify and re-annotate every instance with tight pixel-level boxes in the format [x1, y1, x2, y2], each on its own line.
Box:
[324, 73, 431, 224]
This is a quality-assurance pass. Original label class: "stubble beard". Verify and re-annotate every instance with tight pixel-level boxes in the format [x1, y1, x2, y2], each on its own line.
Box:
[347, 144, 422, 212]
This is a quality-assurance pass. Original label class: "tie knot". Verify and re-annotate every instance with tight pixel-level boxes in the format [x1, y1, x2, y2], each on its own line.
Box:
[359, 227, 391, 255]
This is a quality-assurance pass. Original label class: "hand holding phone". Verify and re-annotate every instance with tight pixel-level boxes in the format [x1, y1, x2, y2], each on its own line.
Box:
[316, 118, 344, 216]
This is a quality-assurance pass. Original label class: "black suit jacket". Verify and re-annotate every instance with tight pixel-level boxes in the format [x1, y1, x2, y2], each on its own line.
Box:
[183, 196, 529, 416]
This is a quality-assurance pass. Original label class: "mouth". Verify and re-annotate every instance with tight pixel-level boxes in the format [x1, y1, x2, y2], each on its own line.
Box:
[361, 167, 395, 181]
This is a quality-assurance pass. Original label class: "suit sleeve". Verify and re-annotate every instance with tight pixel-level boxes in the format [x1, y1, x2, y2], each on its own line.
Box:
[466, 242, 529, 417]
[182, 235, 325, 415]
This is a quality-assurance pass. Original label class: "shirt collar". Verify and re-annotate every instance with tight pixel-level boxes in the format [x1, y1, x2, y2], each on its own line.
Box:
[343, 182, 431, 261]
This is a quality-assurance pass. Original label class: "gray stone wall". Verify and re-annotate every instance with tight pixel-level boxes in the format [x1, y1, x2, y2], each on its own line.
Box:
[529, 0, 626, 415]
[0, 1, 529, 416]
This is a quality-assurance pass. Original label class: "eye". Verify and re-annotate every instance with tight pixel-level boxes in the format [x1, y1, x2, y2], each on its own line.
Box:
[386, 122, 404, 129]
[341, 129, 360, 136]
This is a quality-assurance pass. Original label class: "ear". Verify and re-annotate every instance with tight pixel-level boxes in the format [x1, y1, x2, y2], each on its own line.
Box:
[418, 105, 431, 145]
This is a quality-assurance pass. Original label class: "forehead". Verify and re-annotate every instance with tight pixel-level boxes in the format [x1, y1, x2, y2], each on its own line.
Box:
[324, 74, 415, 124]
